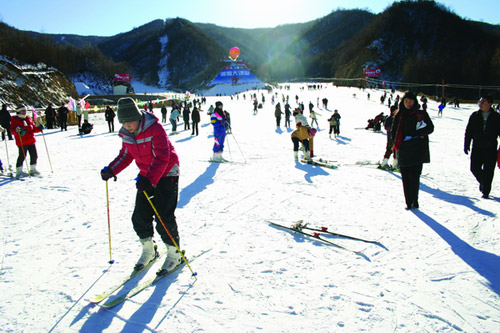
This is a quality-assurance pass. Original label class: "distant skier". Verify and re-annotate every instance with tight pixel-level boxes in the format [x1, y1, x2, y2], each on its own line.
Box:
[210, 101, 227, 162]
[291, 109, 314, 161]
[58, 103, 68, 131]
[275, 102, 283, 128]
[169, 106, 179, 134]
[191, 106, 200, 136]
[105, 105, 116, 132]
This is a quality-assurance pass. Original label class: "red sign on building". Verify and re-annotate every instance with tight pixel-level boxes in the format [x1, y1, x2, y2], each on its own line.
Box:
[114, 73, 131, 82]
[363, 68, 381, 78]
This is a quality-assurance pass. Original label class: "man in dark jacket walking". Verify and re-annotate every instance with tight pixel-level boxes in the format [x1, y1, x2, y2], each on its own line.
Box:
[464, 95, 500, 198]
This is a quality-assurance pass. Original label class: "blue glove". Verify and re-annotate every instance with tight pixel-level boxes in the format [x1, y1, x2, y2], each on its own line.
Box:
[136, 175, 154, 193]
[38, 124, 46, 131]
[100, 167, 115, 181]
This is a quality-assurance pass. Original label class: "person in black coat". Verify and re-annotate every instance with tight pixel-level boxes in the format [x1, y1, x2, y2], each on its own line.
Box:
[45, 103, 55, 129]
[464, 95, 500, 198]
[58, 103, 69, 131]
[391, 91, 434, 209]
[191, 106, 200, 136]
[105, 106, 116, 132]
[0, 104, 13, 140]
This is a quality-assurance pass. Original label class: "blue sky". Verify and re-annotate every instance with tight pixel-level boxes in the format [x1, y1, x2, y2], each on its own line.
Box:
[0, 0, 498, 36]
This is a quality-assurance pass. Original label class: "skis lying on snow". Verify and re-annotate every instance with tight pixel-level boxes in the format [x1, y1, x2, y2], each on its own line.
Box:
[100, 250, 208, 309]
[269, 221, 366, 257]
[292, 220, 380, 244]
[90, 247, 167, 304]
[300, 158, 338, 169]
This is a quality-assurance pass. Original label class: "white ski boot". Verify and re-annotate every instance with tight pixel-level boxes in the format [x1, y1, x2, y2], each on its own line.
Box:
[30, 164, 41, 176]
[15, 166, 28, 178]
[134, 237, 157, 271]
[379, 158, 390, 169]
[294, 151, 299, 162]
[160, 244, 182, 271]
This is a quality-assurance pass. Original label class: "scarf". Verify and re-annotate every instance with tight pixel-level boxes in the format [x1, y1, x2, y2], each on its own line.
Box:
[393, 108, 424, 151]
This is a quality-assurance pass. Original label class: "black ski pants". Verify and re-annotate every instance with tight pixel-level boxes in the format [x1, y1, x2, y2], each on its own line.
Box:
[470, 148, 497, 196]
[400, 164, 423, 208]
[132, 176, 180, 246]
[16, 144, 37, 167]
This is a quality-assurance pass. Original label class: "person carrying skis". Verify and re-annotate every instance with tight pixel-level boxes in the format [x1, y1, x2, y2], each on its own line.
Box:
[100, 97, 182, 273]
[10, 104, 44, 177]
[210, 101, 227, 162]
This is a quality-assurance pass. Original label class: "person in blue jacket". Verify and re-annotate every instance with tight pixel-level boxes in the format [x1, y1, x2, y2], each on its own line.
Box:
[211, 101, 227, 162]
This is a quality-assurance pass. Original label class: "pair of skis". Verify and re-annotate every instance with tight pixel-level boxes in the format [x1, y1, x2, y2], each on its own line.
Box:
[90, 249, 205, 309]
[270, 220, 381, 258]
[300, 158, 338, 169]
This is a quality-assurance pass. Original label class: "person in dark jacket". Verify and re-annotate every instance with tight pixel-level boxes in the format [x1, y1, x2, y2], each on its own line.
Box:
[58, 103, 69, 131]
[79, 119, 93, 135]
[380, 105, 398, 169]
[0, 104, 13, 140]
[45, 103, 55, 129]
[391, 91, 434, 209]
[105, 106, 116, 132]
[191, 106, 200, 136]
[464, 95, 500, 198]
[182, 105, 191, 130]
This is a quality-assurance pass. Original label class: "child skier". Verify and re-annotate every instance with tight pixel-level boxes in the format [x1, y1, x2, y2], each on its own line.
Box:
[10, 104, 44, 177]
[100, 97, 182, 274]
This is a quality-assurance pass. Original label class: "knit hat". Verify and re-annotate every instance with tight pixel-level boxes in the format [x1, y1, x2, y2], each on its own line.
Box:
[117, 97, 142, 124]
[215, 101, 223, 108]
[16, 104, 26, 113]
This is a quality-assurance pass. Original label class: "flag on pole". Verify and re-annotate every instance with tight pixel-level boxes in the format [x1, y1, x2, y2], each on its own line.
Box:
[31, 106, 38, 122]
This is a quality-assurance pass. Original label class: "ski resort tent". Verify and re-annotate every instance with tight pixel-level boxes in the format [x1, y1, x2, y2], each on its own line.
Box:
[208, 61, 263, 86]
[205, 61, 265, 95]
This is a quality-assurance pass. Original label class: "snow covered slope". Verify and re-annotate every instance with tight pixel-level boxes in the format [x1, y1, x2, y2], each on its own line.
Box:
[1, 84, 499, 332]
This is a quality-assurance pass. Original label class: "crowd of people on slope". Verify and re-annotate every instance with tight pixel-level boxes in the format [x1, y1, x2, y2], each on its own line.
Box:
[1, 85, 500, 274]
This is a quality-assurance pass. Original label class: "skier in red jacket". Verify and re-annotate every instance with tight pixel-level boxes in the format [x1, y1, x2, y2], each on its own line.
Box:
[100, 97, 182, 274]
[10, 104, 44, 177]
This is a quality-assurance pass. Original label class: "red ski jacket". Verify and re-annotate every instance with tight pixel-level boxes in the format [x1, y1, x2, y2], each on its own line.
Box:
[108, 112, 179, 186]
[10, 115, 41, 147]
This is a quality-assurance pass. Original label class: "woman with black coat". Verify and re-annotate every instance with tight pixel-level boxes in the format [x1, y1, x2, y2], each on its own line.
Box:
[391, 91, 434, 210]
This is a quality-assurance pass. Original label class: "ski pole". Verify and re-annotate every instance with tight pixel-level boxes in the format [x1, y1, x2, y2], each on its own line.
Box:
[229, 132, 246, 163]
[143, 190, 197, 279]
[17, 132, 30, 176]
[106, 181, 114, 264]
[40, 131, 53, 172]
[3, 129, 12, 176]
